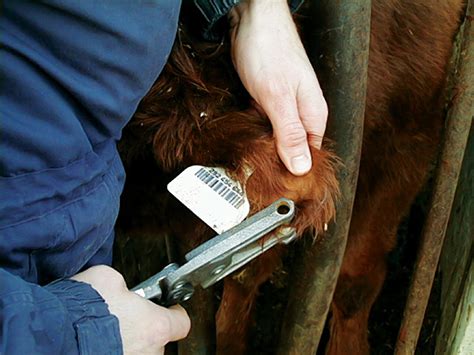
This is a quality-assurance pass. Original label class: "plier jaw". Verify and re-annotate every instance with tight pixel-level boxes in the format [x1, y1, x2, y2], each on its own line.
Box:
[132, 198, 296, 306]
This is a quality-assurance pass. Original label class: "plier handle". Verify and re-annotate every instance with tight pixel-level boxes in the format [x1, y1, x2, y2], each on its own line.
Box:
[132, 198, 296, 306]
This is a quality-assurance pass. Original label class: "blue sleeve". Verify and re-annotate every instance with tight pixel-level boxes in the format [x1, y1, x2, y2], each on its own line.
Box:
[0, 269, 122, 354]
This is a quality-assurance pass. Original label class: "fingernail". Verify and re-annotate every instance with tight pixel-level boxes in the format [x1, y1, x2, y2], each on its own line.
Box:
[291, 154, 311, 175]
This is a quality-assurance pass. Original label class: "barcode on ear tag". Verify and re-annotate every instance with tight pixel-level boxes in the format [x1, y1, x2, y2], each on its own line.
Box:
[167, 166, 250, 234]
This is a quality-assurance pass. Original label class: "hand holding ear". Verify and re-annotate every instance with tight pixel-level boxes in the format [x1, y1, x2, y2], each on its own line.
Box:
[229, 0, 328, 176]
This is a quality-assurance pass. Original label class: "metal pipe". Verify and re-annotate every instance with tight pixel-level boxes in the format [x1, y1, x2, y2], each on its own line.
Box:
[395, 2, 474, 353]
[177, 287, 216, 355]
[277, 1, 371, 353]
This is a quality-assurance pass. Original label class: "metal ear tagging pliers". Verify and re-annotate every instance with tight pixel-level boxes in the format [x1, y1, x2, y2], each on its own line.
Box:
[132, 198, 297, 307]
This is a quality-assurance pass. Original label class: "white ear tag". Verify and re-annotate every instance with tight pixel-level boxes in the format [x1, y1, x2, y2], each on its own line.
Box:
[167, 166, 251, 234]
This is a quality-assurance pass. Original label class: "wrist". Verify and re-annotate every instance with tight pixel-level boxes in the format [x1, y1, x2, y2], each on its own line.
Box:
[229, 0, 291, 27]
[46, 278, 123, 353]
[238, 0, 288, 11]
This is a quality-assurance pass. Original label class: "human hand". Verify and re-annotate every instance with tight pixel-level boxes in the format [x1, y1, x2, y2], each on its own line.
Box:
[229, 0, 328, 176]
[71, 265, 190, 354]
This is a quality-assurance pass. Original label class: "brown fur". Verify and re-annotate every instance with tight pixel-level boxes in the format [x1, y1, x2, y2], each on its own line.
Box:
[118, 0, 464, 353]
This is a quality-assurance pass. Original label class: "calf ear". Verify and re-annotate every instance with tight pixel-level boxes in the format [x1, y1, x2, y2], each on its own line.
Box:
[243, 141, 339, 235]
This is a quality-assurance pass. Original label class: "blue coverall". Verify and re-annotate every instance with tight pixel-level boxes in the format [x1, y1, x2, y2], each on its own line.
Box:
[0, 1, 181, 353]
[0, 0, 301, 352]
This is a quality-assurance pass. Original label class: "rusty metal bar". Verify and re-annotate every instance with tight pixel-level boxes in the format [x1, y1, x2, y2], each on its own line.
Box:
[395, 2, 474, 353]
[172, 230, 215, 354]
[277, 1, 371, 353]
[177, 288, 216, 355]
[435, 126, 473, 353]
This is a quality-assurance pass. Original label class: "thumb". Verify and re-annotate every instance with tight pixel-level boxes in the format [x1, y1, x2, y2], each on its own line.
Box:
[260, 89, 312, 176]
[161, 304, 191, 342]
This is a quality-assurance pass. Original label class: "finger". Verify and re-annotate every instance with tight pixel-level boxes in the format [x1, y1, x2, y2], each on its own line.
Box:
[297, 75, 328, 150]
[259, 86, 312, 176]
[163, 305, 191, 342]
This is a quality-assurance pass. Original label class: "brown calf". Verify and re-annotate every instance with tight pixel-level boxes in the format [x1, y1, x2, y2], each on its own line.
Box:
[118, 0, 464, 353]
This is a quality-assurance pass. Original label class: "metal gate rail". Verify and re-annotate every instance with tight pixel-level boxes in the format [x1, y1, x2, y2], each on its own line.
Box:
[395, 2, 474, 353]
[278, 1, 372, 353]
